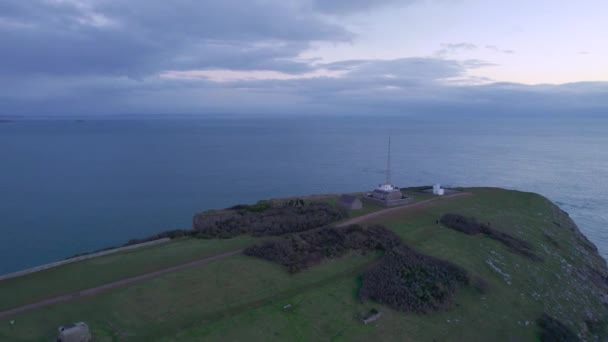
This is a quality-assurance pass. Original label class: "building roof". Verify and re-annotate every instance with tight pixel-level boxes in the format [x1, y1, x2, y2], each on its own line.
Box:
[372, 188, 401, 195]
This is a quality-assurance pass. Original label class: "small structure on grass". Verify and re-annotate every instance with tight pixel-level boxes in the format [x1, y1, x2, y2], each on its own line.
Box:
[360, 308, 383, 325]
[433, 184, 445, 196]
[339, 194, 362, 210]
[57, 322, 91, 342]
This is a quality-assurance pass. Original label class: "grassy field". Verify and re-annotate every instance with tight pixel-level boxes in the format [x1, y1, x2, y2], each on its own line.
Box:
[0, 236, 253, 311]
[1, 188, 606, 341]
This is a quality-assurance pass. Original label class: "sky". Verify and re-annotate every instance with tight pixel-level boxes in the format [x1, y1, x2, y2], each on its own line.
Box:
[1, 0, 607, 116]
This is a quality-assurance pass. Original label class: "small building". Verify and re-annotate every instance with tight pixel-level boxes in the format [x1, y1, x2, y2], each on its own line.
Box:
[339, 194, 362, 210]
[433, 184, 445, 196]
[57, 322, 91, 342]
[363, 184, 412, 207]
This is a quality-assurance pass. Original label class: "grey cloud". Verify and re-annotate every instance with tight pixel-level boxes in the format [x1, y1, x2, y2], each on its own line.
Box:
[323, 58, 467, 82]
[309, 0, 414, 14]
[434, 42, 477, 57]
[0, 0, 352, 77]
[485, 45, 516, 54]
[0, 56, 498, 115]
[1, 1, 605, 118]
[4, 69, 608, 117]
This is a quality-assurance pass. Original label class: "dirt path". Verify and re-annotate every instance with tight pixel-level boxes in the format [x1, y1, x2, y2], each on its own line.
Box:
[336, 192, 472, 227]
[0, 192, 471, 319]
[0, 249, 244, 319]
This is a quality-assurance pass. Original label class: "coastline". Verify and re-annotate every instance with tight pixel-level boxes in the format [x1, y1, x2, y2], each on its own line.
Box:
[0, 238, 170, 281]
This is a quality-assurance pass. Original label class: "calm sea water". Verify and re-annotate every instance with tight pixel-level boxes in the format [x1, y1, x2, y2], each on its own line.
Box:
[1, 116, 607, 274]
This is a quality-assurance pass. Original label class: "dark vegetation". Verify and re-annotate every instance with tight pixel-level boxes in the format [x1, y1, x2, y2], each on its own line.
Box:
[227, 201, 273, 213]
[402, 185, 433, 192]
[440, 213, 542, 261]
[66, 229, 194, 259]
[585, 319, 608, 336]
[537, 313, 580, 342]
[124, 229, 195, 246]
[68, 200, 343, 260]
[359, 246, 470, 314]
[193, 201, 347, 239]
[246, 224, 472, 314]
[244, 225, 401, 273]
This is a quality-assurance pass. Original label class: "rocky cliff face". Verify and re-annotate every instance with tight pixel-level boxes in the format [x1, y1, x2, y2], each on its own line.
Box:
[522, 195, 608, 340]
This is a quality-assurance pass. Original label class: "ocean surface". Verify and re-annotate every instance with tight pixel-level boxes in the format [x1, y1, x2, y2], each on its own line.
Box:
[1, 115, 607, 274]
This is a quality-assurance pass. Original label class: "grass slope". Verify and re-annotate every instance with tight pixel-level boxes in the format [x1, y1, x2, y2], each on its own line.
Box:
[0, 188, 606, 341]
[0, 237, 253, 311]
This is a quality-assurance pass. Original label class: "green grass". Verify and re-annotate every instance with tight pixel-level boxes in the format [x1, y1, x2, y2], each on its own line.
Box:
[1, 188, 606, 341]
[0, 253, 377, 341]
[0, 236, 253, 311]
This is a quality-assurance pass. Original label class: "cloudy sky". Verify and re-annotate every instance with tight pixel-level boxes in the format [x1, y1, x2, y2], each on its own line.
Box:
[1, 0, 607, 116]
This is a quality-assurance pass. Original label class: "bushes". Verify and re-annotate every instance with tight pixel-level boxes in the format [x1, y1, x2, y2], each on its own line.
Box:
[359, 246, 470, 314]
[440, 214, 541, 261]
[193, 201, 347, 239]
[227, 201, 272, 213]
[244, 225, 401, 273]
[65, 229, 195, 259]
[403, 186, 433, 192]
[247, 223, 472, 314]
[122, 229, 196, 246]
[439, 214, 483, 235]
[537, 313, 580, 342]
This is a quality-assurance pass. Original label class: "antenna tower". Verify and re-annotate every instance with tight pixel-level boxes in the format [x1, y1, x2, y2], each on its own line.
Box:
[386, 137, 392, 185]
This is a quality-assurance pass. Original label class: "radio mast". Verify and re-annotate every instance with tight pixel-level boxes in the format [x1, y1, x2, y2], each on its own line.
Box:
[386, 137, 392, 185]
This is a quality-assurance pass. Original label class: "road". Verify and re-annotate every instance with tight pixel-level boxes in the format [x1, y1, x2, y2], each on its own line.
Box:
[0, 249, 243, 319]
[337, 192, 472, 227]
[0, 192, 471, 319]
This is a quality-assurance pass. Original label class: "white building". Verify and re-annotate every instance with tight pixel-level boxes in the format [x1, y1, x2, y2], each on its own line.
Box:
[433, 184, 445, 196]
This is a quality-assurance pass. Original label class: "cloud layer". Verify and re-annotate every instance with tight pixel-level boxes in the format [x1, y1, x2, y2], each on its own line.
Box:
[1, 0, 606, 117]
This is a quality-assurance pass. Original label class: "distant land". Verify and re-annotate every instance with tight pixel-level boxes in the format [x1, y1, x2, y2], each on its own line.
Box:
[0, 187, 606, 341]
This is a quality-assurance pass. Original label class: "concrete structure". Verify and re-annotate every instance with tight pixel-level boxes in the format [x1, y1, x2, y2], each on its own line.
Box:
[57, 322, 91, 342]
[433, 184, 445, 196]
[363, 138, 412, 207]
[339, 195, 363, 210]
[361, 310, 383, 324]
[363, 184, 412, 207]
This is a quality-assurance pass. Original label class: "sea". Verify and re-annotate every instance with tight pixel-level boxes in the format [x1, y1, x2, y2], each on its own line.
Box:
[1, 115, 607, 274]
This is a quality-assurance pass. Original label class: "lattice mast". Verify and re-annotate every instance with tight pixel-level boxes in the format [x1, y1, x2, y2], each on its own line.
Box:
[386, 137, 392, 185]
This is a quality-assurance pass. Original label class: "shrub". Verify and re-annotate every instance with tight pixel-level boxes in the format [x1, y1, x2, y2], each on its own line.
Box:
[359, 246, 469, 314]
[247, 223, 471, 314]
[440, 214, 541, 261]
[194, 201, 347, 238]
[244, 224, 401, 273]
